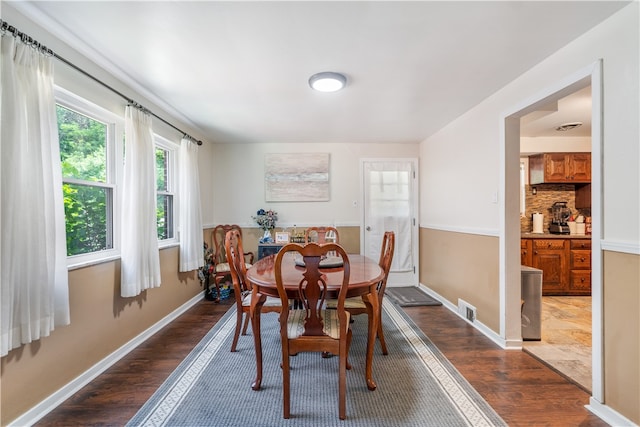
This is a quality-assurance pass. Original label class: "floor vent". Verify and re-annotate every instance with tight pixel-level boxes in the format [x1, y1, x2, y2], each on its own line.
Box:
[458, 299, 476, 323]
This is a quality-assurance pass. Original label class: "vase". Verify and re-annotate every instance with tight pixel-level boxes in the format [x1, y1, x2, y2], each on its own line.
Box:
[260, 228, 274, 243]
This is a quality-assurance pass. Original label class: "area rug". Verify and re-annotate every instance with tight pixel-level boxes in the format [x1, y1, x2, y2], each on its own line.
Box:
[127, 300, 505, 427]
[385, 286, 443, 307]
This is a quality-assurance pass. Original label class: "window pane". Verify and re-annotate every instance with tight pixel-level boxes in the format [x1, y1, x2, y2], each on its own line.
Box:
[57, 105, 107, 182]
[63, 183, 112, 255]
[156, 148, 168, 191]
[157, 194, 174, 240]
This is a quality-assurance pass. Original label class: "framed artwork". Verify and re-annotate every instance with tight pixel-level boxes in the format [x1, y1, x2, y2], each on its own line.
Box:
[275, 232, 290, 244]
[265, 153, 330, 202]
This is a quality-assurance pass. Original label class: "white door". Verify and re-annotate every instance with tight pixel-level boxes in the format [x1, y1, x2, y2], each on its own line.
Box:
[361, 159, 418, 287]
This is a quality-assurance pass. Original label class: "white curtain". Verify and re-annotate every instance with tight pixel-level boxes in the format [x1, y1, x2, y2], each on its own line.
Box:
[0, 35, 70, 356]
[120, 106, 161, 297]
[178, 137, 204, 272]
[364, 161, 413, 272]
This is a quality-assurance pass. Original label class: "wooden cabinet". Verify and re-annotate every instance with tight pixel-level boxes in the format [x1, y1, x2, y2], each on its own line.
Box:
[569, 239, 591, 294]
[529, 153, 591, 184]
[575, 183, 591, 209]
[520, 239, 532, 266]
[521, 237, 591, 296]
[257, 243, 285, 260]
[531, 239, 568, 295]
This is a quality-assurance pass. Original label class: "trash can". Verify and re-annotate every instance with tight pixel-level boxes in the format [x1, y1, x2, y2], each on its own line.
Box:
[521, 265, 542, 341]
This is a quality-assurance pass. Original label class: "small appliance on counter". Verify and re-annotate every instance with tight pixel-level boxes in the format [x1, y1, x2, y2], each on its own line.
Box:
[549, 201, 571, 234]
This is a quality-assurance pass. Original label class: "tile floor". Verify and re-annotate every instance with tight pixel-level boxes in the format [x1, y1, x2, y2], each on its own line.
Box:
[522, 296, 592, 392]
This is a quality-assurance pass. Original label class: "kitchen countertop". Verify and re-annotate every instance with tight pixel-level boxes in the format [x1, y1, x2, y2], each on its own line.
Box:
[521, 232, 591, 239]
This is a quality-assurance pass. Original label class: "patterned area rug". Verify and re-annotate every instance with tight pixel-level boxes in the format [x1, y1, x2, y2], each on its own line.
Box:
[127, 301, 505, 427]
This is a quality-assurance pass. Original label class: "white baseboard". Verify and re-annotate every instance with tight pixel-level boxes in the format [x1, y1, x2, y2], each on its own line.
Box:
[587, 397, 638, 427]
[9, 293, 204, 427]
[418, 284, 512, 349]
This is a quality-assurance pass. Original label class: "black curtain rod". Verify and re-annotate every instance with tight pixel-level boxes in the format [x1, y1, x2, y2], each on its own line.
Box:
[0, 19, 203, 146]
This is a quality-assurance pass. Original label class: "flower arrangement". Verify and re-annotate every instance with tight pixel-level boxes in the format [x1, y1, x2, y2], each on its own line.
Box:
[252, 209, 278, 230]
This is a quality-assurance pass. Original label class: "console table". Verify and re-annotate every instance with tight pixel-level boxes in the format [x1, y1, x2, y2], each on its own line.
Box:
[257, 243, 285, 260]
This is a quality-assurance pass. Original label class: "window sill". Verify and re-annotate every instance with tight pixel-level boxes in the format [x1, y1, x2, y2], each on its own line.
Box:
[67, 242, 180, 271]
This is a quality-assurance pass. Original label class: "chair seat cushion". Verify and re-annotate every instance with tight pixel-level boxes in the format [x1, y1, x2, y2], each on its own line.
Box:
[325, 297, 366, 309]
[215, 262, 251, 274]
[241, 293, 282, 307]
[287, 309, 350, 339]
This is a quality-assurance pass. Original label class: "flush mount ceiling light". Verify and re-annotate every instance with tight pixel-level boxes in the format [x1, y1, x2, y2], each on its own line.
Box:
[555, 122, 583, 132]
[308, 72, 347, 92]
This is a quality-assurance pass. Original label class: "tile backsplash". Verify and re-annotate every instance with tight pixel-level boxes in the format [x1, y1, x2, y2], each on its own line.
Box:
[521, 184, 591, 233]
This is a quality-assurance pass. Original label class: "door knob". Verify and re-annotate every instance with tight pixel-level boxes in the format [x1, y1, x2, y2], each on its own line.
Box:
[366, 226, 371, 231]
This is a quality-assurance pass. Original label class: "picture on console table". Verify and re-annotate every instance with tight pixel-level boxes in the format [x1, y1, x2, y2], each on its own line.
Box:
[275, 232, 290, 243]
[265, 153, 330, 202]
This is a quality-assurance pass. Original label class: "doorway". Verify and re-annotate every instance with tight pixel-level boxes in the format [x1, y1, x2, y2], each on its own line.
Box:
[501, 61, 603, 401]
[360, 158, 419, 287]
[519, 85, 593, 391]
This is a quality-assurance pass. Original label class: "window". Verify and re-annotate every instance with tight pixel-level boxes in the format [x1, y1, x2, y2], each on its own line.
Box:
[155, 137, 177, 243]
[56, 88, 179, 265]
[56, 89, 122, 265]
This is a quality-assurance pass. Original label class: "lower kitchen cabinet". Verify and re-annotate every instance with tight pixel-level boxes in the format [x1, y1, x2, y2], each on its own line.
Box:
[522, 237, 591, 296]
[520, 239, 532, 266]
[569, 239, 592, 294]
[532, 239, 568, 295]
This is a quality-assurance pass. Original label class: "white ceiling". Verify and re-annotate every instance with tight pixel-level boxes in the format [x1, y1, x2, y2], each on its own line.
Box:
[13, 1, 628, 144]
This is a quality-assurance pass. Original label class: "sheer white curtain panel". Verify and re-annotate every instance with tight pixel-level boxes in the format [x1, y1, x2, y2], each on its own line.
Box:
[120, 106, 161, 297]
[0, 36, 70, 356]
[178, 138, 204, 272]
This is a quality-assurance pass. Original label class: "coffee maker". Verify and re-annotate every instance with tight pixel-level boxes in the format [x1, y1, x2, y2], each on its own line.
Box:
[549, 201, 571, 234]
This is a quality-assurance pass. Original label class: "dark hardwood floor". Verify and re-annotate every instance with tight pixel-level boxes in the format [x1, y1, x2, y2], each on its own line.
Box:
[34, 297, 608, 427]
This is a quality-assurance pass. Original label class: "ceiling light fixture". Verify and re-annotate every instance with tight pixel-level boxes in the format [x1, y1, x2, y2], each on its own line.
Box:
[308, 72, 347, 92]
[555, 122, 583, 132]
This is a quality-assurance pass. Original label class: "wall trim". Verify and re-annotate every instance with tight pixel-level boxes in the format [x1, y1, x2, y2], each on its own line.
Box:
[203, 222, 362, 230]
[601, 239, 640, 255]
[8, 294, 204, 427]
[419, 224, 499, 237]
[587, 397, 638, 427]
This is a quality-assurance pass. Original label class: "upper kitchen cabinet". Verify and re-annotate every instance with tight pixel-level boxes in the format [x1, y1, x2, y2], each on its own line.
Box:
[529, 153, 591, 184]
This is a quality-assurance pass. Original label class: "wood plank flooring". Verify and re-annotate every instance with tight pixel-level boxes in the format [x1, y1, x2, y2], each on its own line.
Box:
[33, 298, 608, 427]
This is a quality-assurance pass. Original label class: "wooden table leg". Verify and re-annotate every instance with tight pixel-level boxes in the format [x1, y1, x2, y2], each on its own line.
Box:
[250, 290, 266, 390]
[365, 290, 379, 391]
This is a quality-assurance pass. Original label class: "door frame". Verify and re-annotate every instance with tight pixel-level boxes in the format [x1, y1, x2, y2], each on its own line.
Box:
[500, 61, 603, 401]
[359, 158, 419, 287]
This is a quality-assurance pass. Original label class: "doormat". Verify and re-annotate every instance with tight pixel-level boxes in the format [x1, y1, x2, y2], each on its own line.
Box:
[385, 286, 443, 307]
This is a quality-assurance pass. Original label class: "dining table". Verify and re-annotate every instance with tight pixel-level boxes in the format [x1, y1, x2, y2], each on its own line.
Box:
[246, 250, 384, 392]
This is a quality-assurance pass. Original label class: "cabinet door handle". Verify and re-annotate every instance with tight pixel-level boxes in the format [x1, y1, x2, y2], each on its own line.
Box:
[534, 251, 538, 255]
[580, 257, 585, 262]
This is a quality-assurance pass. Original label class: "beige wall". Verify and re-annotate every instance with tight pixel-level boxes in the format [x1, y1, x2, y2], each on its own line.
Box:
[419, 228, 500, 332]
[603, 251, 640, 425]
[0, 246, 203, 425]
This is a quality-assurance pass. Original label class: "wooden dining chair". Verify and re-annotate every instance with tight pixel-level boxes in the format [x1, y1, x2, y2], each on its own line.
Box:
[211, 224, 254, 302]
[304, 226, 339, 244]
[274, 242, 353, 420]
[326, 231, 395, 355]
[225, 229, 282, 352]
